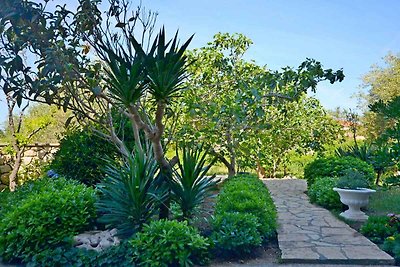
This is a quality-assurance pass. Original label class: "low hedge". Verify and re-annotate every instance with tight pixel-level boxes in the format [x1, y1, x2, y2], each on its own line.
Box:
[304, 156, 375, 186]
[212, 174, 276, 255]
[0, 177, 97, 263]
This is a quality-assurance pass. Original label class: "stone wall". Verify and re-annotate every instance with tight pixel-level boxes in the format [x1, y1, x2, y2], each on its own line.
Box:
[0, 143, 59, 190]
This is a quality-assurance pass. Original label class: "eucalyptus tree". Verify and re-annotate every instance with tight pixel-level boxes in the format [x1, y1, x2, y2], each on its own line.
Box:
[181, 33, 344, 176]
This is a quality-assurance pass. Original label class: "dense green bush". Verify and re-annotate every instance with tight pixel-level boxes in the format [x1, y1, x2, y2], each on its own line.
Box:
[0, 177, 96, 262]
[304, 156, 375, 186]
[50, 128, 118, 186]
[211, 212, 262, 255]
[308, 177, 341, 210]
[27, 241, 134, 267]
[214, 174, 277, 238]
[361, 216, 397, 244]
[131, 219, 210, 266]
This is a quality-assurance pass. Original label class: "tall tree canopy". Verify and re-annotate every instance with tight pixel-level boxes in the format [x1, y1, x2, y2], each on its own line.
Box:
[179, 33, 344, 176]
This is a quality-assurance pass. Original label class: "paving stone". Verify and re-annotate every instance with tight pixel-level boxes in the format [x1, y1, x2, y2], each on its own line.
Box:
[264, 178, 395, 265]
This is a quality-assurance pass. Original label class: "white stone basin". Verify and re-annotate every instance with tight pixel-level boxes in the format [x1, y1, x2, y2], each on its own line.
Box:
[333, 187, 376, 221]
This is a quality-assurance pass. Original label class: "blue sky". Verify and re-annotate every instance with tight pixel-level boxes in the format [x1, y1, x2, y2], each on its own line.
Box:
[1, 0, 399, 125]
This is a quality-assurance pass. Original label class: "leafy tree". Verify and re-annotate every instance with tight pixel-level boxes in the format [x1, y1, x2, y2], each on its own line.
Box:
[0, 0, 192, 217]
[360, 53, 400, 139]
[248, 95, 341, 177]
[180, 33, 344, 176]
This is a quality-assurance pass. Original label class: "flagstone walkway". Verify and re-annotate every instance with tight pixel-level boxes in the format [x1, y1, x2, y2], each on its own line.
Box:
[264, 178, 395, 265]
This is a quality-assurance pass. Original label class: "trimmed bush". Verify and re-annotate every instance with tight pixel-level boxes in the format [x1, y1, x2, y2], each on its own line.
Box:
[50, 128, 118, 186]
[211, 212, 262, 255]
[214, 174, 277, 238]
[304, 156, 375, 186]
[131, 219, 210, 266]
[308, 177, 341, 210]
[0, 177, 96, 262]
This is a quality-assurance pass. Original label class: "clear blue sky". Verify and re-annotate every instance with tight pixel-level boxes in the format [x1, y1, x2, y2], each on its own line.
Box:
[1, 0, 399, 125]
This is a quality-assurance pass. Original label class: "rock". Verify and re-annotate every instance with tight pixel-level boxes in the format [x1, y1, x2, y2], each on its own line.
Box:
[73, 229, 119, 252]
[0, 165, 11, 174]
[0, 174, 9, 185]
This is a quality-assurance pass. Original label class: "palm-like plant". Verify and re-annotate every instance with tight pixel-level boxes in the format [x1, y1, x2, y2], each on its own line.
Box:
[96, 147, 166, 237]
[169, 143, 219, 220]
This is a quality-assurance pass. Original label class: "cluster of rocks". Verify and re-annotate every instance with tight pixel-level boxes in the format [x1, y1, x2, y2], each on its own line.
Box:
[73, 229, 120, 251]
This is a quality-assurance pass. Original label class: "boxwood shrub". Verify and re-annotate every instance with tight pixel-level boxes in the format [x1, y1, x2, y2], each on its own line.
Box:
[214, 174, 277, 239]
[304, 156, 375, 186]
[308, 177, 341, 210]
[131, 219, 210, 266]
[0, 177, 97, 263]
[211, 174, 276, 257]
[211, 212, 262, 255]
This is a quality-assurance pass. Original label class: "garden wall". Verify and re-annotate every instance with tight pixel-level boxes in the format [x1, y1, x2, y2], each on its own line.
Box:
[0, 143, 59, 190]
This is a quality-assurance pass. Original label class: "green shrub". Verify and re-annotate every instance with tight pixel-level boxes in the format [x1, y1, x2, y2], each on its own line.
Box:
[211, 212, 262, 255]
[361, 216, 397, 244]
[215, 174, 276, 238]
[0, 177, 96, 262]
[28, 241, 134, 267]
[50, 128, 118, 186]
[304, 156, 375, 186]
[308, 177, 341, 210]
[336, 169, 369, 189]
[131, 219, 210, 266]
[383, 234, 400, 263]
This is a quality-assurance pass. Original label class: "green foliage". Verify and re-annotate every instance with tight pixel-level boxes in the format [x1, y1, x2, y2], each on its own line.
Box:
[131, 219, 210, 267]
[211, 212, 262, 255]
[96, 148, 166, 238]
[336, 169, 369, 189]
[308, 177, 341, 210]
[27, 241, 134, 267]
[180, 32, 344, 175]
[361, 216, 397, 244]
[384, 175, 400, 188]
[304, 156, 375, 186]
[170, 143, 218, 219]
[50, 127, 118, 186]
[214, 174, 276, 238]
[0, 177, 96, 262]
[384, 234, 400, 263]
[336, 143, 395, 184]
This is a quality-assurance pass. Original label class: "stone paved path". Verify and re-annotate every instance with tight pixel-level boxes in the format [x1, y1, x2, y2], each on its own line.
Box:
[264, 178, 395, 265]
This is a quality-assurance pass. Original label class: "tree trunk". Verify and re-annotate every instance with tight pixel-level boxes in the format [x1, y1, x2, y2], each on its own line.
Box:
[256, 160, 266, 179]
[9, 150, 22, 192]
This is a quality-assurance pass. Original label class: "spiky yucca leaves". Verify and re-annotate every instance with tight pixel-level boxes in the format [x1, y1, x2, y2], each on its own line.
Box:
[132, 28, 194, 103]
[99, 43, 146, 108]
[96, 148, 166, 237]
[170, 143, 218, 220]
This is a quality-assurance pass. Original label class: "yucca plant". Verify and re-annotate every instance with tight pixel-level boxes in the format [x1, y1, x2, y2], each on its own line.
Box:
[96, 147, 166, 237]
[169, 143, 219, 220]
